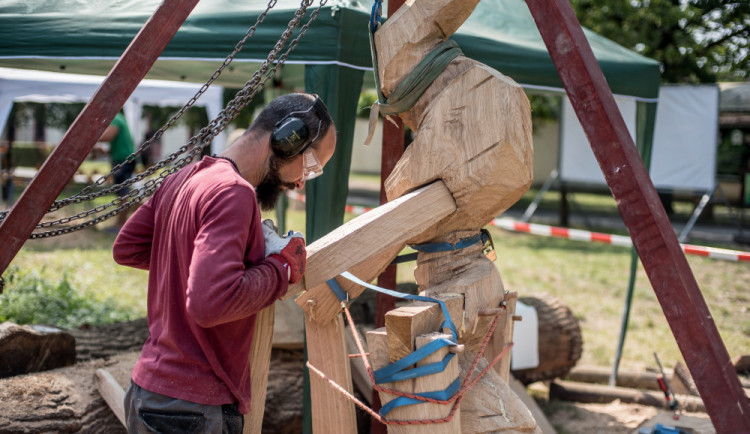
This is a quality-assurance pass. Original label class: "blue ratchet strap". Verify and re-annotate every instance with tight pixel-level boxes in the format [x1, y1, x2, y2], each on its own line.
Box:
[326, 277, 349, 303]
[369, 0, 383, 33]
[379, 377, 460, 417]
[338, 271, 457, 340]
[373, 338, 456, 383]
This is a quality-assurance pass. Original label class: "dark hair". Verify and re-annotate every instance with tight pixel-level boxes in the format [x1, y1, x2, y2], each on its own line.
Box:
[250, 93, 333, 157]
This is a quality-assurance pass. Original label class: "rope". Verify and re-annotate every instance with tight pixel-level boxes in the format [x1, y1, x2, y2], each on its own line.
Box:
[306, 281, 514, 425]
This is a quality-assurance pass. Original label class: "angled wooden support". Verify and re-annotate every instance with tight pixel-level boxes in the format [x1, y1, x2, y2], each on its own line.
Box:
[524, 0, 750, 431]
[291, 181, 457, 322]
[0, 0, 201, 285]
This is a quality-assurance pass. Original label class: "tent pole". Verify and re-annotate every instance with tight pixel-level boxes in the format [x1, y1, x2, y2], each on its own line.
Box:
[0, 0, 201, 288]
[524, 0, 750, 431]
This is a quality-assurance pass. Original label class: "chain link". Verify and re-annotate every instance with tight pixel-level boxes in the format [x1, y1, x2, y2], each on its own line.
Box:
[0, 0, 327, 239]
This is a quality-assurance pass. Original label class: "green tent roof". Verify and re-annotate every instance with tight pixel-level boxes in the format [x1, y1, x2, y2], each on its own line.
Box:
[0, 0, 660, 99]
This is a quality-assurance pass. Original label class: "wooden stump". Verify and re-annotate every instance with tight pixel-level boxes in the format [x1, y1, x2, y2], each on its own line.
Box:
[511, 295, 583, 385]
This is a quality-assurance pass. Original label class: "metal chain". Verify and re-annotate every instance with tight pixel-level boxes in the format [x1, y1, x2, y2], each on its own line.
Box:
[1, 0, 327, 239]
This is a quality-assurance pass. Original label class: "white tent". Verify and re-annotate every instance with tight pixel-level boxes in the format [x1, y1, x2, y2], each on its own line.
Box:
[0, 67, 226, 152]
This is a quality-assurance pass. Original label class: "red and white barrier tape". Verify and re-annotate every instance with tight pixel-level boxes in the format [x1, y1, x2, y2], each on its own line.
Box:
[492, 217, 750, 263]
[285, 191, 750, 263]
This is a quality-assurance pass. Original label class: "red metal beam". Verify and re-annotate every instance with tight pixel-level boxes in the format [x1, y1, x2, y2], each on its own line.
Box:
[524, 0, 750, 431]
[0, 0, 201, 287]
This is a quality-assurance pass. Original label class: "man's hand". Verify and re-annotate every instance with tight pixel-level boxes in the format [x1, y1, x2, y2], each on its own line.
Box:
[262, 219, 307, 284]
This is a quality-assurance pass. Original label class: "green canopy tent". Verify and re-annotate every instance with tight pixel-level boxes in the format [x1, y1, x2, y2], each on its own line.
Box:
[0, 0, 661, 241]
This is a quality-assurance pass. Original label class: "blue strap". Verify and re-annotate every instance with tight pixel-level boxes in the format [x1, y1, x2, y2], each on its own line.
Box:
[339, 271, 457, 340]
[379, 377, 460, 417]
[326, 277, 348, 302]
[373, 339, 456, 384]
[410, 231, 488, 253]
[369, 0, 383, 33]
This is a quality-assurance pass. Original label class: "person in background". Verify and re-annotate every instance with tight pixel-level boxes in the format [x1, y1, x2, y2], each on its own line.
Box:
[98, 111, 136, 231]
[112, 93, 335, 433]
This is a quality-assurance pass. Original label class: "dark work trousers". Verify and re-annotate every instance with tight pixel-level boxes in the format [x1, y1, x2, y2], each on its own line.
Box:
[124, 381, 243, 434]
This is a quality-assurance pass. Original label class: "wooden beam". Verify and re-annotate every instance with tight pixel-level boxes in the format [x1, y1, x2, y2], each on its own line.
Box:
[94, 369, 126, 427]
[524, 0, 750, 431]
[244, 305, 274, 434]
[384, 295, 463, 362]
[304, 299, 357, 434]
[292, 181, 456, 322]
[0, 0, 200, 283]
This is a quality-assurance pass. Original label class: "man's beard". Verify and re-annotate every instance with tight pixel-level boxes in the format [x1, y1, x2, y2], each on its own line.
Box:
[256, 155, 297, 211]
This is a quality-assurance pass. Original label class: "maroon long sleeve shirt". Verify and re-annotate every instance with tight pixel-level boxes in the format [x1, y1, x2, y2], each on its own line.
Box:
[113, 156, 288, 414]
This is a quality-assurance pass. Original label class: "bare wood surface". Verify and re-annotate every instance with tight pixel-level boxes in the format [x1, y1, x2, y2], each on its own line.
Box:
[509, 376, 557, 434]
[549, 380, 707, 413]
[94, 369, 126, 427]
[293, 181, 456, 323]
[244, 305, 274, 434]
[374, 0, 480, 97]
[0, 0, 201, 280]
[566, 365, 750, 391]
[385, 295, 463, 362]
[490, 295, 516, 382]
[525, 0, 750, 430]
[304, 306, 356, 434]
[384, 64, 533, 243]
[457, 352, 538, 433]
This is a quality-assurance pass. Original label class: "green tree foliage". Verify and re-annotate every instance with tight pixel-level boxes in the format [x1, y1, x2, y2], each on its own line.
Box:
[569, 0, 749, 83]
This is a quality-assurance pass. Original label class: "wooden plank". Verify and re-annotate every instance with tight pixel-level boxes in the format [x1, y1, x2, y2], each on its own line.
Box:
[524, 0, 750, 431]
[345, 327, 374, 405]
[305, 301, 357, 434]
[244, 305, 274, 434]
[94, 368, 126, 427]
[384, 295, 463, 362]
[0, 0, 201, 283]
[292, 181, 456, 322]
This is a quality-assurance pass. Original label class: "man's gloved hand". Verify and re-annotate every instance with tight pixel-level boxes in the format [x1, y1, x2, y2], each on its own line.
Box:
[262, 219, 307, 284]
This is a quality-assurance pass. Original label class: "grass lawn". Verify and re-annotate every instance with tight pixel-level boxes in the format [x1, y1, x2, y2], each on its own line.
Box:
[2, 180, 749, 374]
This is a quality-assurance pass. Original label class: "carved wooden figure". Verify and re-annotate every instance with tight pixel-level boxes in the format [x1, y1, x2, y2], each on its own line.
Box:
[371, 0, 537, 431]
[288, 0, 536, 432]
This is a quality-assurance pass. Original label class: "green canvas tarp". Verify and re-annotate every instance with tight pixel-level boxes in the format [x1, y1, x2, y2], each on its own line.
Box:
[0, 0, 661, 239]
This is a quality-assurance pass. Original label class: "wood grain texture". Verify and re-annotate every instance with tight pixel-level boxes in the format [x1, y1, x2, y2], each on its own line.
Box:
[375, 0, 480, 97]
[94, 369, 126, 427]
[244, 305, 275, 434]
[385, 295, 463, 363]
[457, 353, 538, 433]
[384, 63, 533, 243]
[304, 307, 357, 434]
[293, 181, 456, 323]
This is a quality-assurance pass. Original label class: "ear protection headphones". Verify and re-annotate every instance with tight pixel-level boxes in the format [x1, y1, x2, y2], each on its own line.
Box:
[270, 95, 326, 159]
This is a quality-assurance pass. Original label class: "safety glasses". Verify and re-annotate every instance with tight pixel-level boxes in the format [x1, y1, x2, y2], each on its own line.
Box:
[302, 147, 323, 181]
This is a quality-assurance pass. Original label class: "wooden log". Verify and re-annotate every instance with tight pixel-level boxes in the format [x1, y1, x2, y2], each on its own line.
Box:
[304, 304, 357, 434]
[671, 361, 699, 396]
[567, 365, 750, 391]
[733, 354, 750, 374]
[549, 380, 707, 413]
[489, 293, 516, 382]
[511, 295, 582, 385]
[385, 294, 463, 362]
[244, 305, 274, 434]
[94, 369, 126, 427]
[293, 181, 456, 323]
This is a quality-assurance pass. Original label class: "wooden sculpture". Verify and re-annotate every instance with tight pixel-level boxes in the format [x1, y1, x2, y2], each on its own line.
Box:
[277, 0, 536, 432]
